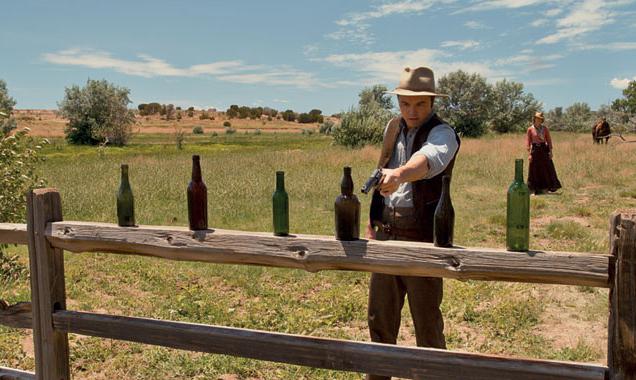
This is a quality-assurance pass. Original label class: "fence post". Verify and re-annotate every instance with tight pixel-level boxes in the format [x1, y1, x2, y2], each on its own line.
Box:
[27, 188, 70, 380]
[609, 210, 636, 380]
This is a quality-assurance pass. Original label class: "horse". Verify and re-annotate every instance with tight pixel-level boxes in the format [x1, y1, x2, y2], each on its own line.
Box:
[592, 118, 611, 144]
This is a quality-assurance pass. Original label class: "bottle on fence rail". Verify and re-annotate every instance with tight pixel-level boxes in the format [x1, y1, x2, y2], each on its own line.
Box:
[187, 155, 208, 230]
[117, 164, 136, 227]
[335, 166, 360, 240]
[272, 171, 289, 236]
[433, 175, 454, 247]
[507, 159, 530, 251]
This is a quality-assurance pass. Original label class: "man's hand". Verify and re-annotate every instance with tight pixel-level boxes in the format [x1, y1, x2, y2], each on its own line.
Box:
[379, 168, 402, 196]
[365, 223, 376, 240]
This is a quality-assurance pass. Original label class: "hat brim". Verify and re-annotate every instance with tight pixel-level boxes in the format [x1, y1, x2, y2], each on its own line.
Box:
[385, 88, 449, 97]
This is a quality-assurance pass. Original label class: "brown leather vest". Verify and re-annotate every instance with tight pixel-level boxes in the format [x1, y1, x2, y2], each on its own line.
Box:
[369, 114, 461, 242]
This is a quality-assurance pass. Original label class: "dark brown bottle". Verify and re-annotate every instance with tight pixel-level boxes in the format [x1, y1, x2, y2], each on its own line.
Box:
[335, 167, 360, 240]
[433, 175, 454, 247]
[187, 155, 208, 230]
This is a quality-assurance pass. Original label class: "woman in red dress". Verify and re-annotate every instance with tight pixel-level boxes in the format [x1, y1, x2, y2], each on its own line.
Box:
[527, 112, 561, 195]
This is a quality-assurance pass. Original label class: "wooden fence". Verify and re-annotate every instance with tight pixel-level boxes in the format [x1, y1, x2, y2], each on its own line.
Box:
[0, 188, 634, 379]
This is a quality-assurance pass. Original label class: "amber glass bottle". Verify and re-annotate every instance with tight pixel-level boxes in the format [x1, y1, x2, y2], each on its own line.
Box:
[335, 167, 360, 240]
[187, 155, 208, 230]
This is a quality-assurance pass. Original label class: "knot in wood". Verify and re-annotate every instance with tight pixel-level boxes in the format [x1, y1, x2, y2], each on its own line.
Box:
[448, 256, 461, 269]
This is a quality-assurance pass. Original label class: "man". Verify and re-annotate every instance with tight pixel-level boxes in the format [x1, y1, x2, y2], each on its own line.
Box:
[365, 66, 460, 380]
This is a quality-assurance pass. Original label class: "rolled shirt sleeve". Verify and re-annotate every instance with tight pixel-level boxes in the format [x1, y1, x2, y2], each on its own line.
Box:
[411, 124, 459, 179]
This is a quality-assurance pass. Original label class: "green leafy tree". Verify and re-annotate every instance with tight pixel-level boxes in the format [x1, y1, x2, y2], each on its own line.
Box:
[562, 102, 593, 132]
[281, 109, 297, 122]
[546, 107, 565, 130]
[612, 80, 636, 116]
[436, 71, 492, 137]
[0, 80, 17, 136]
[59, 79, 135, 145]
[359, 84, 393, 110]
[488, 79, 541, 133]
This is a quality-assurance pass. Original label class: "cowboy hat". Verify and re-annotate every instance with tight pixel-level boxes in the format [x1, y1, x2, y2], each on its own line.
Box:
[386, 66, 448, 97]
[533, 111, 544, 121]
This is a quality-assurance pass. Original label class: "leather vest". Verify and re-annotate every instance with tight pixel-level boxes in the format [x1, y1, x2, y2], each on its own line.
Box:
[369, 114, 461, 242]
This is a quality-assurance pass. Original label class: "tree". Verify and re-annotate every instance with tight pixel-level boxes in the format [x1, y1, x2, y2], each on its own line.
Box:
[59, 79, 135, 145]
[359, 84, 393, 110]
[436, 71, 492, 137]
[612, 80, 636, 116]
[281, 109, 296, 122]
[0, 80, 17, 136]
[562, 102, 593, 132]
[546, 107, 565, 130]
[488, 79, 541, 133]
[333, 85, 395, 148]
[164, 104, 176, 120]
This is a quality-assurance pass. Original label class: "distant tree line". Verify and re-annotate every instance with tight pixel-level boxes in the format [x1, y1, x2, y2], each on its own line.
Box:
[225, 105, 323, 123]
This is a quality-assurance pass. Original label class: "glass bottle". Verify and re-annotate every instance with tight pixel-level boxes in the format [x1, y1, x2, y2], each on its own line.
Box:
[507, 159, 530, 251]
[335, 167, 360, 240]
[272, 171, 289, 236]
[433, 175, 454, 247]
[117, 164, 135, 227]
[187, 155, 208, 230]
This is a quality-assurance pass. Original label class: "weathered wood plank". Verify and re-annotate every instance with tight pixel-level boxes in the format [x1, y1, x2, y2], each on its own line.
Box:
[0, 223, 28, 245]
[609, 210, 636, 379]
[53, 310, 607, 380]
[0, 366, 35, 380]
[47, 221, 611, 287]
[0, 301, 32, 329]
[27, 189, 70, 380]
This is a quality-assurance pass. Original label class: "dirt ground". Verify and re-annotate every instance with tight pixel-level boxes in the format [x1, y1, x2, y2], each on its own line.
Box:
[13, 109, 325, 137]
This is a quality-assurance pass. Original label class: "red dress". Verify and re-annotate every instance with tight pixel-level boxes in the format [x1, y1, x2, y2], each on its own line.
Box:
[526, 125, 561, 193]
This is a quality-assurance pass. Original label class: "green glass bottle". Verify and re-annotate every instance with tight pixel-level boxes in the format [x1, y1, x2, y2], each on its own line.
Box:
[117, 164, 135, 227]
[335, 167, 360, 241]
[507, 159, 530, 251]
[434, 175, 454, 247]
[272, 171, 289, 236]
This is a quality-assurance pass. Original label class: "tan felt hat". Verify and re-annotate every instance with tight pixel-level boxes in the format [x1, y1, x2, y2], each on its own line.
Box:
[386, 66, 448, 97]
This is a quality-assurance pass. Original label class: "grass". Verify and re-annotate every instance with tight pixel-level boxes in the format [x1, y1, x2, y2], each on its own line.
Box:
[2, 131, 635, 378]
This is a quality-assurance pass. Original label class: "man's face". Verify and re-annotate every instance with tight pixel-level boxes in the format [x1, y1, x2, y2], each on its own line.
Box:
[398, 95, 433, 129]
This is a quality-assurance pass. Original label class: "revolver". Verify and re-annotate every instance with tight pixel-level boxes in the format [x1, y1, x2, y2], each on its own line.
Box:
[361, 168, 384, 194]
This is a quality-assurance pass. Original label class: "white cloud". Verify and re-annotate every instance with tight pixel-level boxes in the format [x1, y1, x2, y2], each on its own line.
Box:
[457, 0, 552, 13]
[530, 19, 549, 27]
[319, 48, 501, 84]
[464, 20, 490, 29]
[545, 8, 563, 17]
[572, 41, 636, 51]
[43, 48, 322, 88]
[610, 77, 636, 89]
[536, 0, 618, 44]
[494, 52, 563, 73]
[440, 40, 480, 49]
[328, 1, 454, 45]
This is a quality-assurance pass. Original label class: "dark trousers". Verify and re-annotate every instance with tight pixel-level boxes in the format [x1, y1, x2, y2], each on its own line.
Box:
[366, 208, 446, 380]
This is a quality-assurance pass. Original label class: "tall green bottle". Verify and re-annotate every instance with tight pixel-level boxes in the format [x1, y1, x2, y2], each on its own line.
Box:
[117, 164, 135, 227]
[335, 167, 360, 241]
[272, 171, 289, 236]
[507, 159, 530, 251]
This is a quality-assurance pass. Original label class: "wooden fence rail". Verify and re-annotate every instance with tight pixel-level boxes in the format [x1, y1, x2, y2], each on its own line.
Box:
[0, 188, 634, 379]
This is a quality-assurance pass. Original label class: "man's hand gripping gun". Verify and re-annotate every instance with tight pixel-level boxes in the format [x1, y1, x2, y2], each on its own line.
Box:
[361, 168, 384, 194]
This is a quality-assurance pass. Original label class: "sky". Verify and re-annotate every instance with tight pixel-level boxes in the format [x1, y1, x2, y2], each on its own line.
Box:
[1, 0, 636, 115]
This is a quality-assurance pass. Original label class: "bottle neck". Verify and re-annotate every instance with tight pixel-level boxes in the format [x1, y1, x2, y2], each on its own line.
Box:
[192, 157, 202, 181]
[120, 165, 130, 185]
[276, 172, 285, 191]
[440, 175, 451, 199]
[514, 160, 523, 182]
[341, 167, 353, 196]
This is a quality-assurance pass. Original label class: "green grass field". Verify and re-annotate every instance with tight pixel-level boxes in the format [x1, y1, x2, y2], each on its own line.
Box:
[2, 132, 635, 379]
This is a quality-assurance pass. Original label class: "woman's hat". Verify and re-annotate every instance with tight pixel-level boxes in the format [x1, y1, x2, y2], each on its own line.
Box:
[534, 111, 545, 121]
[386, 67, 448, 97]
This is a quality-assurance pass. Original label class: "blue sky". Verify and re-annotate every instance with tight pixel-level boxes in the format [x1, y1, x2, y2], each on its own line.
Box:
[2, 0, 636, 114]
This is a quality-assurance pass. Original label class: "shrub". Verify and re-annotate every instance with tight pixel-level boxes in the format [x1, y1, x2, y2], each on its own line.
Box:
[174, 128, 185, 150]
[59, 79, 135, 145]
[319, 120, 335, 135]
[223, 121, 231, 127]
[225, 127, 236, 134]
[192, 126, 204, 134]
[333, 103, 394, 148]
[199, 111, 210, 120]
[254, 129, 262, 135]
